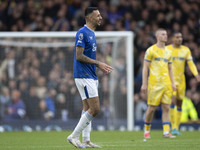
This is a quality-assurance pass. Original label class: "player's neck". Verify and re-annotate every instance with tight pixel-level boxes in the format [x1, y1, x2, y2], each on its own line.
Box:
[172, 44, 181, 48]
[86, 22, 96, 31]
[156, 41, 165, 49]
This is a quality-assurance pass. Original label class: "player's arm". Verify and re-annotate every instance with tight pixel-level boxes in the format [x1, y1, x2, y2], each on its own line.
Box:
[168, 63, 176, 91]
[76, 46, 113, 74]
[141, 60, 150, 94]
[187, 60, 200, 82]
[76, 46, 99, 65]
[186, 48, 200, 82]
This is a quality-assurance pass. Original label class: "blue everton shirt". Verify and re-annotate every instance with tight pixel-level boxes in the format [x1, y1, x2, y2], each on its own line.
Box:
[73, 25, 97, 79]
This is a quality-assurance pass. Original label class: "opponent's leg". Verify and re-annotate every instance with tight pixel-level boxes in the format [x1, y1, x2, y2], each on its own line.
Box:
[170, 95, 176, 131]
[174, 99, 182, 135]
[162, 103, 175, 138]
[144, 105, 156, 139]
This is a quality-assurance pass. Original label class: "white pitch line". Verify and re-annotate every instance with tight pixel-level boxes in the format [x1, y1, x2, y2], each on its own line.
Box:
[2, 145, 67, 149]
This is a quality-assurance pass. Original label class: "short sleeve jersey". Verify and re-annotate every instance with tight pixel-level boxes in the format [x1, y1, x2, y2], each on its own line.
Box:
[73, 25, 97, 79]
[166, 44, 193, 82]
[144, 44, 172, 85]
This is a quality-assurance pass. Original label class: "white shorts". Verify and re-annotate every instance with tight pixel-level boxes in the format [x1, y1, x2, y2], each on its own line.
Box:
[75, 78, 99, 100]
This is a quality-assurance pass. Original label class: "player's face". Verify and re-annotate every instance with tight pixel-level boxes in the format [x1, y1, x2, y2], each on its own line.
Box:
[173, 33, 182, 46]
[91, 10, 102, 27]
[158, 30, 168, 43]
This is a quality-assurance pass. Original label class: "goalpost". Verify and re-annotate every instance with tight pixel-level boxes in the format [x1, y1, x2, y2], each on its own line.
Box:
[0, 31, 134, 131]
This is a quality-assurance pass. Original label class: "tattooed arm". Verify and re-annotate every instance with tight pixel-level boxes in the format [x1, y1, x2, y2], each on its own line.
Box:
[76, 46, 113, 74]
[76, 46, 99, 66]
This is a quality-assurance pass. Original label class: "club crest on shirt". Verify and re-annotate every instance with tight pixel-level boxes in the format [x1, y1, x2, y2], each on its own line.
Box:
[92, 43, 97, 51]
[89, 36, 93, 40]
[79, 33, 83, 40]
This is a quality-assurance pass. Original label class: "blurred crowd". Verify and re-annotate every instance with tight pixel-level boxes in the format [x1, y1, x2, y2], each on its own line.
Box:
[0, 44, 79, 121]
[0, 0, 200, 122]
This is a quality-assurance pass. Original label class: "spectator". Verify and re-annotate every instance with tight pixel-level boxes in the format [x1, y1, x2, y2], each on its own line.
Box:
[46, 63, 61, 87]
[0, 87, 10, 120]
[181, 93, 198, 123]
[55, 93, 68, 121]
[191, 92, 200, 119]
[107, 5, 122, 25]
[39, 99, 54, 120]
[135, 92, 147, 121]
[7, 50, 16, 79]
[26, 86, 40, 119]
[0, 72, 8, 88]
[0, 55, 9, 80]
[39, 47, 51, 77]
[18, 81, 29, 107]
[35, 76, 47, 99]
[44, 88, 56, 119]
[6, 90, 26, 121]
[8, 79, 17, 91]
[52, 4, 70, 31]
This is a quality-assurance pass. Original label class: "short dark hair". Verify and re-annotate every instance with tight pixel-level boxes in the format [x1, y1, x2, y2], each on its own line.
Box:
[85, 7, 98, 17]
[172, 31, 181, 37]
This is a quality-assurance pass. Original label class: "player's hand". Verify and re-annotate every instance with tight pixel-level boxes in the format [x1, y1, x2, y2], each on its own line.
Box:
[172, 84, 177, 91]
[195, 74, 200, 82]
[98, 62, 114, 74]
[141, 84, 147, 94]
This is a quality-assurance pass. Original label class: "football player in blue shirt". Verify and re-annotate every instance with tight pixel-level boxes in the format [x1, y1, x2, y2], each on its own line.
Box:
[67, 7, 113, 148]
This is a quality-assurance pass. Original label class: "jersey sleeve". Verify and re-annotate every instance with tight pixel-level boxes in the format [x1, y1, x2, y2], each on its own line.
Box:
[187, 60, 198, 76]
[186, 48, 193, 61]
[76, 31, 86, 48]
[186, 48, 198, 76]
[166, 46, 172, 64]
[144, 48, 152, 62]
[168, 55, 172, 64]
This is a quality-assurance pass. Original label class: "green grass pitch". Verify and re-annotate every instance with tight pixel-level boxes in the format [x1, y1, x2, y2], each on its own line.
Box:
[0, 130, 199, 150]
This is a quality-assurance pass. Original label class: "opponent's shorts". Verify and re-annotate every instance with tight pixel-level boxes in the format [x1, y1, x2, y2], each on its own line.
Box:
[148, 84, 172, 106]
[173, 81, 186, 100]
[75, 78, 99, 100]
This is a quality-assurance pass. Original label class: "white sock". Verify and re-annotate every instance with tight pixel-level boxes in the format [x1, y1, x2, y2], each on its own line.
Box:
[163, 131, 169, 135]
[71, 111, 94, 138]
[82, 110, 91, 142]
[144, 130, 150, 134]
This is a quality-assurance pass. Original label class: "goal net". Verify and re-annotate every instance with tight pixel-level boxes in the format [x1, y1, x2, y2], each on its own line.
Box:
[0, 32, 134, 131]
